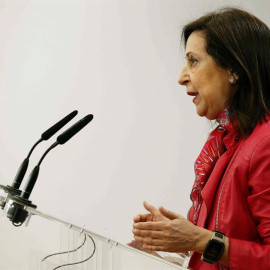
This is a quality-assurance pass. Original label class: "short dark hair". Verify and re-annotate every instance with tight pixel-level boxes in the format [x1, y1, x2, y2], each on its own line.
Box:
[182, 7, 270, 138]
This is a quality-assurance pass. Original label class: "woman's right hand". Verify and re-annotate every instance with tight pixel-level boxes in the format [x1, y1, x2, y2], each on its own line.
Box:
[128, 239, 162, 257]
[133, 201, 170, 223]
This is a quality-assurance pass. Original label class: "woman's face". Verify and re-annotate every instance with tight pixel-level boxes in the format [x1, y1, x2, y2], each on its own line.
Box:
[178, 31, 236, 120]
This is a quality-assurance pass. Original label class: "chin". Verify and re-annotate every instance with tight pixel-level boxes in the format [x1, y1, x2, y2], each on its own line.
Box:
[196, 112, 216, 120]
[196, 109, 218, 120]
[196, 110, 208, 119]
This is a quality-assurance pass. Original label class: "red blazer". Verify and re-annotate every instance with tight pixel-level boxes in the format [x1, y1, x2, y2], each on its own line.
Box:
[188, 118, 270, 270]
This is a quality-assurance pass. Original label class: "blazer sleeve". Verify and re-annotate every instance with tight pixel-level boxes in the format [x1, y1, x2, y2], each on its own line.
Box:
[230, 135, 270, 269]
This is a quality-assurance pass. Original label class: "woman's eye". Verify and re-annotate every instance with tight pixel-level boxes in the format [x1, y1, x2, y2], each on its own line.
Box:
[188, 58, 198, 66]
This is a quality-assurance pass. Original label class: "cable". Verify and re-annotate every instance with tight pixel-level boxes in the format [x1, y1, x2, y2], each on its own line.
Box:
[52, 235, 96, 270]
[12, 221, 22, 227]
[42, 234, 96, 270]
[42, 233, 87, 262]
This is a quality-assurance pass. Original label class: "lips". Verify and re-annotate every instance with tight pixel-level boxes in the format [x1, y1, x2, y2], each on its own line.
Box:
[187, 91, 198, 97]
[187, 91, 198, 103]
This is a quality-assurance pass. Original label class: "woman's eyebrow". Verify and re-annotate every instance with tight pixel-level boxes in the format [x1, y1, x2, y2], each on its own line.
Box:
[185, 52, 202, 59]
[186, 52, 200, 57]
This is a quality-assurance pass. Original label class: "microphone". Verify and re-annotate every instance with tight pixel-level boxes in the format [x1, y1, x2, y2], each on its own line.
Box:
[12, 110, 78, 190]
[0, 110, 78, 209]
[6, 114, 93, 225]
[21, 114, 93, 200]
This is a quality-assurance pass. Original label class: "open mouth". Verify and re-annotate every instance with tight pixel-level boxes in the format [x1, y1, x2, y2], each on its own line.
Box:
[187, 91, 198, 103]
[187, 91, 198, 97]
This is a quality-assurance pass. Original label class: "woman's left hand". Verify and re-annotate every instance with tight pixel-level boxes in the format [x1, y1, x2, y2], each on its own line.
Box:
[132, 202, 210, 253]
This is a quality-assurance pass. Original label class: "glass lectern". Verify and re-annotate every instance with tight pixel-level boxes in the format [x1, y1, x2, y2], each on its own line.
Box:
[0, 185, 190, 270]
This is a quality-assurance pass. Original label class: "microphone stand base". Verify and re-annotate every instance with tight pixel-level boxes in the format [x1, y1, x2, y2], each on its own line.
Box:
[5, 195, 37, 226]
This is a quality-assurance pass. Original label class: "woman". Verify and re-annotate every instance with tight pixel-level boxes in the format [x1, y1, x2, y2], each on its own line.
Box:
[132, 7, 270, 270]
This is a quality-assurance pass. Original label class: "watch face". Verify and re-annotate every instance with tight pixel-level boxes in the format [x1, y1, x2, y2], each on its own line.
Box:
[203, 239, 225, 261]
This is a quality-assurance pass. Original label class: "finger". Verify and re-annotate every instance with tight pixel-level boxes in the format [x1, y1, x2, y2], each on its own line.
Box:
[142, 244, 166, 252]
[159, 206, 180, 220]
[143, 201, 159, 215]
[133, 214, 151, 223]
[134, 235, 164, 245]
[134, 236, 166, 251]
[129, 240, 164, 255]
[127, 240, 144, 250]
[133, 215, 140, 223]
[133, 221, 164, 230]
[133, 228, 164, 239]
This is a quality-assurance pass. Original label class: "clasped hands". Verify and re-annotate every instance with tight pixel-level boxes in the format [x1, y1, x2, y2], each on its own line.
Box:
[131, 201, 206, 254]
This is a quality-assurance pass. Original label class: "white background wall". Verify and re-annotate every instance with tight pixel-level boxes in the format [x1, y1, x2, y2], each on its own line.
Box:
[0, 0, 269, 269]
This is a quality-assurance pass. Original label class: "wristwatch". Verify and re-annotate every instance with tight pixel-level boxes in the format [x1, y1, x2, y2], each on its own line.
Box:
[201, 230, 225, 264]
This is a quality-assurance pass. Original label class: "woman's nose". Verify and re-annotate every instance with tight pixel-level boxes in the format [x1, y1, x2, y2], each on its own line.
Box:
[178, 65, 190, 86]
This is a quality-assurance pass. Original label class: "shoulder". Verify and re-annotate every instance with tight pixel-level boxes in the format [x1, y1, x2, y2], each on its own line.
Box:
[241, 117, 270, 158]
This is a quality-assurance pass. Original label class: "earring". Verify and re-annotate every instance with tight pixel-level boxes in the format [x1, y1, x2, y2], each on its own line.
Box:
[229, 76, 237, 84]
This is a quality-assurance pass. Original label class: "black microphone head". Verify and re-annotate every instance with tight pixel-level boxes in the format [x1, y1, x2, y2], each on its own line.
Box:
[41, 110, 78, 140]
[57, 114, 94, 145]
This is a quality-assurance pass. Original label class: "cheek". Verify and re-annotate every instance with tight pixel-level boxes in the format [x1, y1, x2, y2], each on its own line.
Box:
[190, 69, 210, 88]
[216, 81, 234, 104]
[189, 76, 201, 91]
